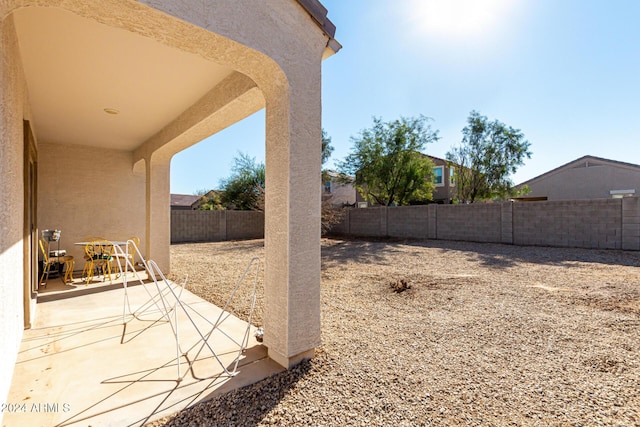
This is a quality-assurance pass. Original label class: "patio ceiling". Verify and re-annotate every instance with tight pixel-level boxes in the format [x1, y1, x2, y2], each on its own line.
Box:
[13, 6, 235, 151]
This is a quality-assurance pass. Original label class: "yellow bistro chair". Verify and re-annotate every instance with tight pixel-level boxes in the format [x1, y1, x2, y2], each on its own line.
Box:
[82, 240, 114, 284]
[81, 236, 105, 282]
[39, 239, 74, 287]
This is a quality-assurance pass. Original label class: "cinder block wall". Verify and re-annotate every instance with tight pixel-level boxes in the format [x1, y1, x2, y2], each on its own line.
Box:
[622, 197, 640, 250]
[172, 199, 640, 251]
[434, 204, 502, 243]
[226, 211, 264, 241]
[501, 202, 514, 244]
[171, 210, 225, 243]
[513, 199, 622, 249]
[347, 207, 387, 237]
[328, 198, 640, 251]
[387, 205, 429, 239]
[329, 210, 350, 235]
[171, 210, 263, 243]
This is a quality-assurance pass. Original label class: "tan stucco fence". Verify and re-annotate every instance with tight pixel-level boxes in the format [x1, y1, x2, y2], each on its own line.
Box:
[329, 198, 640, 250]
[1, 0, 341, 414]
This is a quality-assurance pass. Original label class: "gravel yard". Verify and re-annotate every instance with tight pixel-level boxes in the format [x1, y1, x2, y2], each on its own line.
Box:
[150, 238, 640, 426]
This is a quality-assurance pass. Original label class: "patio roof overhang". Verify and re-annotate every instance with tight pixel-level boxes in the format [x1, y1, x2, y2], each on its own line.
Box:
[12, 2, 340, 156]
[13, 6, 254, 153]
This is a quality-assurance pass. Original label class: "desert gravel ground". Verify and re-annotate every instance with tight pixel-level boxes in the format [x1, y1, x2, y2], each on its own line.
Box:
[149, 238, 640, 426]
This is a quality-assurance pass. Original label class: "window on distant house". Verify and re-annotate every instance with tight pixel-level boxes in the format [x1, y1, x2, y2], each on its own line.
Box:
[324, 181, 331, 193]
[449, 167, 455, 186]
[434, 166, 444, 186]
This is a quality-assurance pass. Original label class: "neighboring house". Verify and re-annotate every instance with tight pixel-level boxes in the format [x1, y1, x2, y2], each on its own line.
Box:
[429, 155, 457, 204]
[170, 194, 202, 211]
[0, 0, 340, 408]
[516, 155, 640, 201]
[322, 171, 356, 206]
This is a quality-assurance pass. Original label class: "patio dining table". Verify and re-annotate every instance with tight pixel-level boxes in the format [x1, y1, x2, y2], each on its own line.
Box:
[74, 240, 130, 283]
[74, 240, 128, 247]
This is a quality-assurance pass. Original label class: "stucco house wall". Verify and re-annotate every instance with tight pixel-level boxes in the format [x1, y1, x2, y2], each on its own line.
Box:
[323, 171, 356, 206]
[520, 155, 640, 201]
[0, 13, 28, 409]
[37, 143, 146, 263]
[329, 181, 356, 205]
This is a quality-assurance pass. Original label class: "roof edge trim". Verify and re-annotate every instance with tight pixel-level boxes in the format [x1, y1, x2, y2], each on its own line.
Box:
[296, 0, 337, 39]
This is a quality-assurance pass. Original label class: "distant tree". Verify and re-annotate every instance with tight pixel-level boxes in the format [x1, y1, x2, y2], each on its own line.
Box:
[321, 128, 334, 167]
[338, 115, 439, 206]
[217, 129, 337, 209]
[219, 152, 265, 210]
[447, 111, 532, 203]
[321, 129, 335, 184]
[320, 129, 346, 234]
[195, 189, 224, 210]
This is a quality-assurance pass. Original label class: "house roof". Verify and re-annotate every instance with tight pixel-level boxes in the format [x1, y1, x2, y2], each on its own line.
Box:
[518, 155, 640, 186]
[324, 170, 353, 180]
[425, 154, 449, 165]
[417, 153, 458, 167]
[296, 0, 341, 56]
[296, 0, 336, 38]
[170, 194, 202, 208]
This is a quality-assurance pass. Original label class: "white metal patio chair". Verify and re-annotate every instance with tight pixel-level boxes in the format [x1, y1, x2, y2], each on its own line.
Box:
[143, 257, 260, 381]
[111, 239, 183, 325]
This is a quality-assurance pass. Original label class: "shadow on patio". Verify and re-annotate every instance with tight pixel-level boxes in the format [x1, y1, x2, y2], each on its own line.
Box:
[4, 274, 282, 427]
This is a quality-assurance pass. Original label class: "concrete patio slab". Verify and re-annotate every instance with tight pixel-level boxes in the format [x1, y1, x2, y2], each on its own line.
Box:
[4, 275, 282, 427]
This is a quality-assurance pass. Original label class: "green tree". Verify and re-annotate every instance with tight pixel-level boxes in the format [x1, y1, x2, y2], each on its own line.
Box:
[322, 128, 334, 167]
[195, 189, 224, 210]
[338, 116, 439, 206]
[321, 128, 334, 184]
[446, 110, 532, 203]
[219, 152, 265, 210]
[320, 129, 347, 234]
[218, 129, 335, 212]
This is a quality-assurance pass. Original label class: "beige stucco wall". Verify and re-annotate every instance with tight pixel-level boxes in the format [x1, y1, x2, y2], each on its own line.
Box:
[325, 177, 357, 206]
[0, 14, 27, 414]
[526, 164, 640, 200]
[37, 143, 146, 264]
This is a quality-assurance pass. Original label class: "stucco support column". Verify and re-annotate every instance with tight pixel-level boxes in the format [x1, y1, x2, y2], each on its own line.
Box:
[145, 156, 171, 272]
[263, 72, 322, 369]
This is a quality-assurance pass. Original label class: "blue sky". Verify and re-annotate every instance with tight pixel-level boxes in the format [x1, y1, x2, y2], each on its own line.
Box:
[170, 0, 640, 195]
